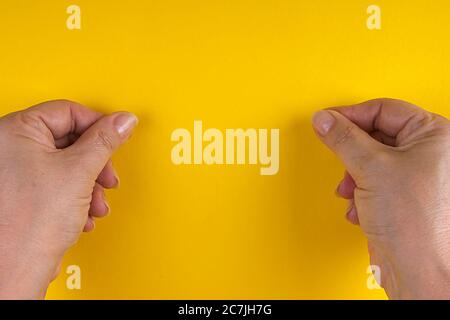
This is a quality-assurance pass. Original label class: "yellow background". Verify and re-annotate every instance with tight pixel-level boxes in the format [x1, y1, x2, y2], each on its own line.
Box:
[1, 0, 450, 299]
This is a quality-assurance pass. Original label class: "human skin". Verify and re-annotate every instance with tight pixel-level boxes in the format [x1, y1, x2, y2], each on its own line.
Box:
[0, 100, 137, 299]
[313, 98, 450, 299]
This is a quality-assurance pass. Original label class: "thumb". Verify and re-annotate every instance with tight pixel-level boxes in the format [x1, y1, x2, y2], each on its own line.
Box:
[67, 112, 138, 177]
[312, 110, 385, 179]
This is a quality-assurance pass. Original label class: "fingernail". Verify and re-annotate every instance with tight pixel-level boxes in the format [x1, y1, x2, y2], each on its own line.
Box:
[114, 112, 138, 138]
[112, 167, 120, 189]
[312, 110, 335, 136]
[104, 201, 110, 214]
[346, 200, 354, 214]
[102, 192, 111, 213]
[335, 181, 343, 197]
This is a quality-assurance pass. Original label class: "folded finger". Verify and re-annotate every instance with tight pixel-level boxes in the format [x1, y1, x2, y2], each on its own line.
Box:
[89, 183, 110, 217]
[97, 159, 119, 189]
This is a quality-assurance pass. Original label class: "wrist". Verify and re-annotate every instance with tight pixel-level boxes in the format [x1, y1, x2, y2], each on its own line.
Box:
[0, 233, 61, 299]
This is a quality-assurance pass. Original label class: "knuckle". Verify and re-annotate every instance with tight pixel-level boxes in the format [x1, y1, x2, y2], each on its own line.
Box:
[333, 125, 355, 147]
[13, 111, 46, 133]
[17, 111, 40, 127]
[430, 113, 450, 132]
[48, 99, 77, 109]
[95, 130, 115, 152]
[53, 99, 74, 105]
[414, 112, 450, 140]
[373, 97, 390, 105]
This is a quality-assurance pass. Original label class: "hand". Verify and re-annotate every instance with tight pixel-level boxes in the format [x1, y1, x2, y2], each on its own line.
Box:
[313, 98, 450, 299]
[0, 100, 138, 299]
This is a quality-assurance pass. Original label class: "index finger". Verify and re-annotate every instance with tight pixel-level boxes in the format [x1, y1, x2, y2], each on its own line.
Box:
[23, 99, 103, 140]
[329, 98, 428, 138]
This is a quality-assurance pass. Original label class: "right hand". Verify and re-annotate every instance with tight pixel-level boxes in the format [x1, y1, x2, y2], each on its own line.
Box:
[313, 98, 450, 299]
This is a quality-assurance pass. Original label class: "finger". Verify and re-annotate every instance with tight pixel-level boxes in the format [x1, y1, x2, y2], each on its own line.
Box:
[55, 132, 80, 149]
[97, 159, 119, 189]
[312, 109, 387, 178]
[370, 131, 397, 147]
[89, 183, 110, 217]
[17, 100, 103, 144]
[83, 216, 96, 232]
[329, 98, 430, 145]
[346, 199, 360, 225]
[336, 171, 356, 199]
[65, 112, 138, 179]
